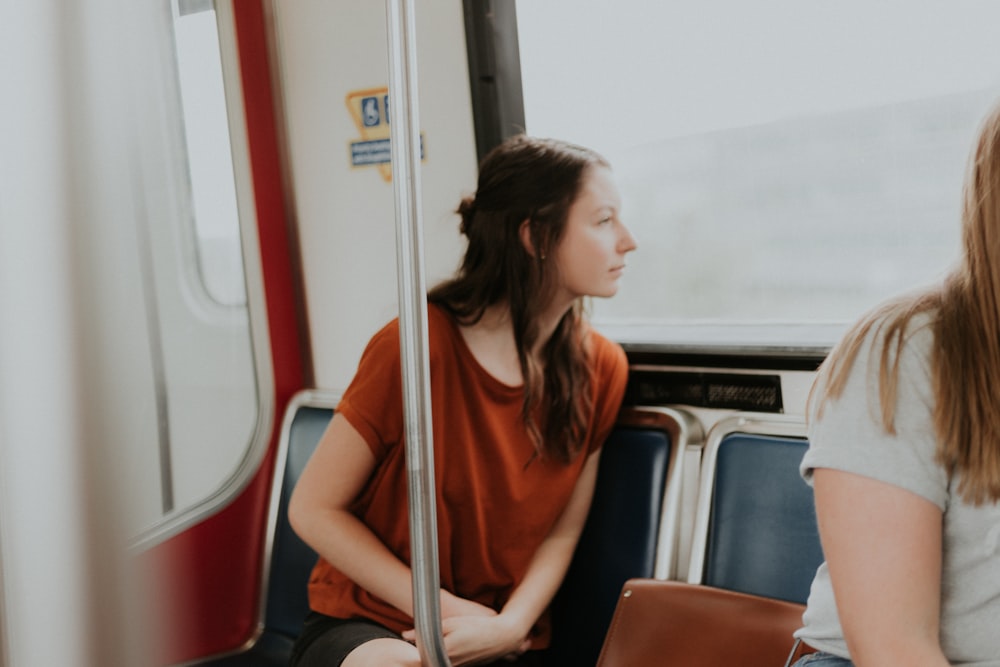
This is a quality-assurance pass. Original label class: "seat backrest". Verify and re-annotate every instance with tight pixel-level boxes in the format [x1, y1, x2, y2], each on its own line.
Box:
[262, 402, 331, 639]
[596, 579, 808, 667]
[548, 408, 698, 667]
[688, 417, 823, 604]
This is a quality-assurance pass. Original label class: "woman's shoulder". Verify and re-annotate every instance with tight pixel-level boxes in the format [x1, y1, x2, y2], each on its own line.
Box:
[364, 304, 456, 346]
[584, 325, 628, 377]
[870, 296, 937, 337]
[426, 302, 461, 350]
[833, 294, 938, 370]
[360, 313, 402, 356]
[805, 299, 947, 506]
[349, 306, 460, 390]
[426, 301, 455, 329]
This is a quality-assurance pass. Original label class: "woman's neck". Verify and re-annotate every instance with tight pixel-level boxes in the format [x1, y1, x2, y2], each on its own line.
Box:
[535, 299, 574, 350]
[456, 302, 570, 386]
[457, 305, 521, 386]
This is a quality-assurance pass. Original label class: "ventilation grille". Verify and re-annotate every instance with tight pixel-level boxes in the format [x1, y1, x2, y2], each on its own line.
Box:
[625, 370, 783, 412]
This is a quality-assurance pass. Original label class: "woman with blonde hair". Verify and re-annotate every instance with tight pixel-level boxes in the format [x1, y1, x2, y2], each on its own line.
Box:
[791, 101, 1000, 666]
[288, 135, 636, 667]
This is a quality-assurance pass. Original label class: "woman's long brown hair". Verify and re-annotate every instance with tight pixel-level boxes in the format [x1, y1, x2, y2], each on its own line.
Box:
[428, 136, 609, 463]
[812, 101, 1000, 504]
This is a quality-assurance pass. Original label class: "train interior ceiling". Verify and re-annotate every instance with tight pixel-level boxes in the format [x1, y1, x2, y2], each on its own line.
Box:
[2, 0, 999, 665]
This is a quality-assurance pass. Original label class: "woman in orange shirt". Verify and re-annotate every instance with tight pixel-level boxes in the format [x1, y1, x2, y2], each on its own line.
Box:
[288, 135, 637, 667]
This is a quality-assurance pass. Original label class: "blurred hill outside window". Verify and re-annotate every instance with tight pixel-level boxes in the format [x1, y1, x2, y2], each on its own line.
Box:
[518, 1, 1000, 347]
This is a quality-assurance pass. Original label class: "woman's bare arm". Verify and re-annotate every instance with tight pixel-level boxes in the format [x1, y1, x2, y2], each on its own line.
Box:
[814, 468, 950, 667]
[288, 413, 494, 620]
[288, 413, 419, 615]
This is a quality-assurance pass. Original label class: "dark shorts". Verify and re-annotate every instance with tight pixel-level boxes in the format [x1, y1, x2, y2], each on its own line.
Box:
[289, 611, 549, 667]
[290, 613, 400, 667]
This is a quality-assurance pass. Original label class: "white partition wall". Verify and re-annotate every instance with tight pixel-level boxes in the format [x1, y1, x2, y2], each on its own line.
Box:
[273, 0, 479, 390]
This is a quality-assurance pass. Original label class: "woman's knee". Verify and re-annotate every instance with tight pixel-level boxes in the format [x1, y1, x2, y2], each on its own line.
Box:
[342, 637, 422, 667]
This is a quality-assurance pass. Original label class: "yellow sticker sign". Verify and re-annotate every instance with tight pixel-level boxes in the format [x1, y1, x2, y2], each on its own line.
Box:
[345, 86, 424, 182]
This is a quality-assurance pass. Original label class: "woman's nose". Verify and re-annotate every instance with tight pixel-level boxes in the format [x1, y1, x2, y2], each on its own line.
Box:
[618, 222, 637, 253]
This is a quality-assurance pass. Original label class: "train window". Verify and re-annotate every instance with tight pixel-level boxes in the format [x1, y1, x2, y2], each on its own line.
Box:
[175, 0, 245, 307]
[516, 1, 1000, 346]
[125, 0, 263, 543]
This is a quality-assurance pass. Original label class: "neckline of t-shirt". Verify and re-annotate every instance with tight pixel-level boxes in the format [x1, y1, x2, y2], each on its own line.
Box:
[431, 304, 525, 397]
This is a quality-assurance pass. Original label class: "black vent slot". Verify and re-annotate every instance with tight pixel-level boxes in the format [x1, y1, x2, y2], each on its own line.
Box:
[625, 370, 783, 412]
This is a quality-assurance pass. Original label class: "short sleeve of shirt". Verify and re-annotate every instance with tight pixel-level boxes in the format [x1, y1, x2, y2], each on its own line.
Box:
[587, 331, 629, 455]
[802, 314, 950, 510]
[336, 320, 404, 462]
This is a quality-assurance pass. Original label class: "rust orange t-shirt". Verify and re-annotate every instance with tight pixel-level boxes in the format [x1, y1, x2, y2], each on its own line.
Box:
[306, 304, 628, 646]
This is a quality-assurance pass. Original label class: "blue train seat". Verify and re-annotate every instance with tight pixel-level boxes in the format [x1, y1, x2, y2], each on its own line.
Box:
[687, 415, 824, 604]
[198, 392, 333, 666]
[547, 408, 696, 667]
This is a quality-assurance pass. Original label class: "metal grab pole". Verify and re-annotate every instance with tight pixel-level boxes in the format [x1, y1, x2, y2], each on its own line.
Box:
[385, 0, 451, 665]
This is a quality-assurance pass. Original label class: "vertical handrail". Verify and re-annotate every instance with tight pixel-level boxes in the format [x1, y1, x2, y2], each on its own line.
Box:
[385, 0, 451, 666]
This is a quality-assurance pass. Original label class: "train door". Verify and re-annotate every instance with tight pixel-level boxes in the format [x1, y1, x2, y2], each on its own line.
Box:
[1, 0, 304, 663]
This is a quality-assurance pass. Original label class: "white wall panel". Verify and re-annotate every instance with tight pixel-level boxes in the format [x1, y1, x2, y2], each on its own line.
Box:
[275, 0, 478, 390]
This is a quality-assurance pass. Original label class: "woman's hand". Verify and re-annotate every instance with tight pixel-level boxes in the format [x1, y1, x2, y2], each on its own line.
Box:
[403, 594, 531, 665]
[436, 613, 530, 666]
[438, 590, 497, 620]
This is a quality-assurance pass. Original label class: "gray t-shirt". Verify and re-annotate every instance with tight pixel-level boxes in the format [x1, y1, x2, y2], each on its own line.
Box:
[795, 312, 1000, 665]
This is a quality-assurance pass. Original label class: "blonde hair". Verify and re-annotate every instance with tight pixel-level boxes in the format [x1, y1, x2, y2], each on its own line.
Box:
[812, 101, 1000, 504]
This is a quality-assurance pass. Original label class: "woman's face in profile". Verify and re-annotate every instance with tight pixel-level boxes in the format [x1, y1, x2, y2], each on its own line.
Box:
[550, 165, 637, 303]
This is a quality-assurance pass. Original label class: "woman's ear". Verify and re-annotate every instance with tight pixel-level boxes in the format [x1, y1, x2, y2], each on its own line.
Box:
[519, 218, 537, 258]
